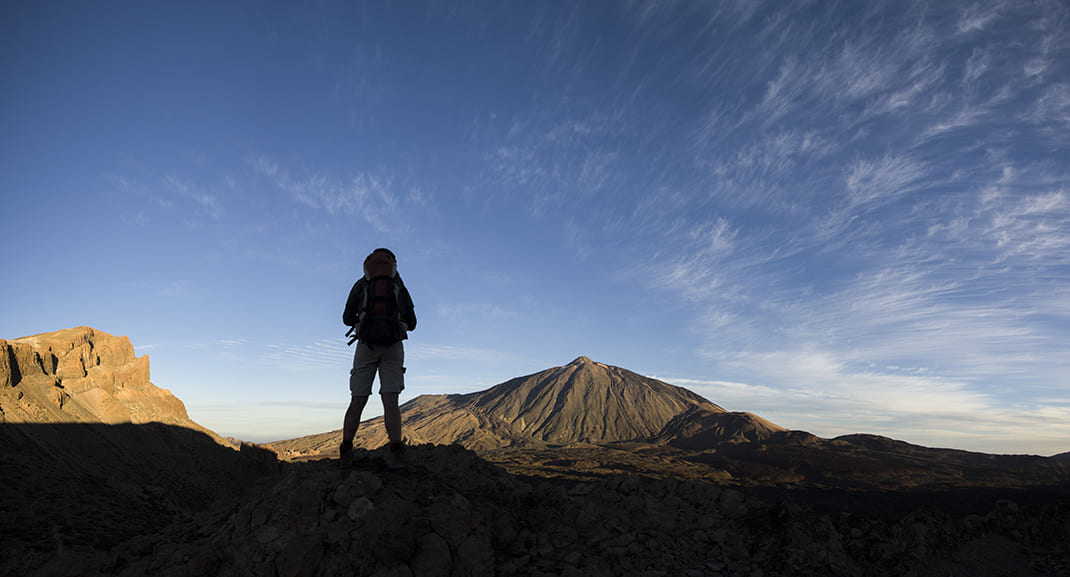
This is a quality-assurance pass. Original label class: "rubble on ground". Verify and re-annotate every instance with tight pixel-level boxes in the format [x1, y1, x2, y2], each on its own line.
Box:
[14, 444, 1068, 577]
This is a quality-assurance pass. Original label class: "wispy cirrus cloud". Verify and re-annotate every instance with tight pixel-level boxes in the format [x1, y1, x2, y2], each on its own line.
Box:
[125, 279, 201, 299]
[264, 338, 353, 372]
[957, 1, 1004, 34]
[115, 171, 225, 224]
[481, 114, 625, 217]
[251, 157, 401, 232]
[164, 174, 224, 221]
[406, 343, 516, 364]
[1029, 83, 1070, 136]
[669, 354, 1070, 455]
[437, 303, 516, 323]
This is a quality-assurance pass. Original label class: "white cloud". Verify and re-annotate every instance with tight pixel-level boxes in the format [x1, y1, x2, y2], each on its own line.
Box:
[1030, 83, 1070, 131]
[660, 376, 788, 408]
[437, 303, 517, 322]
[405, 343, 514, 364]
[263, 339, 353, 371]
[250, 157, 401, 232]
[843, 154, 928, 209]
[957, 2, 1003, 34]
[669, 347, 1070, 454]
[164, 174, 223, 221]
[479, 107, 628, 218]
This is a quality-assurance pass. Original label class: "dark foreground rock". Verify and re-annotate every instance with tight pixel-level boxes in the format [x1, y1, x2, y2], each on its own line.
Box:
[8, 444, 1068, 577]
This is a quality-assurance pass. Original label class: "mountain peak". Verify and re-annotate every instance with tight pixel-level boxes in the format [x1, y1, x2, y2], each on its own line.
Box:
[319, 357, 729, 451]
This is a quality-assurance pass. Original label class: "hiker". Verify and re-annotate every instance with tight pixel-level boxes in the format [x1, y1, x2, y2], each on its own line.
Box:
[339, 247, 417, 469]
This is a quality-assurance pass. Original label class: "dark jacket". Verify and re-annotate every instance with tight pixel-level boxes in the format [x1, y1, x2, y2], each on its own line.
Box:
[342, 274, 417, 336]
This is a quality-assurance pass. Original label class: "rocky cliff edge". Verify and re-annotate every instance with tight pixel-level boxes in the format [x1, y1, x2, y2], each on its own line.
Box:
[1, 326, 194, 428]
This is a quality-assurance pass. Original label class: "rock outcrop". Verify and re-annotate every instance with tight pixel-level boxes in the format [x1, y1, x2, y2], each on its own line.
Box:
[0, 328, 280, 561]
[0, 326, 193, 428]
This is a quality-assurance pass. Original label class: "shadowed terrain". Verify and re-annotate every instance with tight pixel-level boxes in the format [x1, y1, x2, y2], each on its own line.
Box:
[4, 329, 1070, 576]
[0, 422, 278, 559]
[5, 442, 1069, 577]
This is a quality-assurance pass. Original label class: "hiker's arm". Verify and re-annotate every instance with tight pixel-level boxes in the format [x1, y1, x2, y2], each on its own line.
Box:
[401, 288, 417, 331]
[342, 280, 364, 326]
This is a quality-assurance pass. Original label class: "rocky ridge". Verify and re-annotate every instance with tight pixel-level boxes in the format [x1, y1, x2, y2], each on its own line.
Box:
[13, 445, 1068, 577]
[1, 327, 198, 430]
[0, 327, 279, 563]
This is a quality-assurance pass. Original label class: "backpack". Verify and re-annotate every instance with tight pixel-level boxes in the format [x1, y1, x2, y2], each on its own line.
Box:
[355, 251, 405, 347]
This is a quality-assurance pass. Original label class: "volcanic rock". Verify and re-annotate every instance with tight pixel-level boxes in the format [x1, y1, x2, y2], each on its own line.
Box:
[18, 444, 1068, 577]
[653, 406, 787, 449]
[268, 356, 732, 458]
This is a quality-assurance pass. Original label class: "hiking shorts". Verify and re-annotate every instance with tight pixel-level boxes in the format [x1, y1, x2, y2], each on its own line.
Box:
[349, 340, 405, 396]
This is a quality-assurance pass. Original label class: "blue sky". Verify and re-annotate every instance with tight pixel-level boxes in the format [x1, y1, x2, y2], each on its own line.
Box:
[3, 1, 1068, 455]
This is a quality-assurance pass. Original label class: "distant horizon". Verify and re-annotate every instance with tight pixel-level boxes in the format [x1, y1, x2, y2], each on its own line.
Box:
[175, 342, 1070, 458]
[6, 325, 1067, 457]
[4, 1, 1068, 456]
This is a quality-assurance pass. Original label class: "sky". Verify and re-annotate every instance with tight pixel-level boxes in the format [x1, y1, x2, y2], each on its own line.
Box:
[2, 1, 1068, 455]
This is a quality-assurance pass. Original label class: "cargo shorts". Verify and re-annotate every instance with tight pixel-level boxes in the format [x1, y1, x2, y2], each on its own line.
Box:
[349, 340, 405, 396]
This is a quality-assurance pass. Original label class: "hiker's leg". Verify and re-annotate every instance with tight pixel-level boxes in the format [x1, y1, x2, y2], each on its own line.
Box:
[343, 394, 369, 443]
[377, 341, 405, 394]
[377, 342, 406, 445]
[346, 342, 379, 443]
[350, 342, 381, 394]
[382, 392, 402, 445]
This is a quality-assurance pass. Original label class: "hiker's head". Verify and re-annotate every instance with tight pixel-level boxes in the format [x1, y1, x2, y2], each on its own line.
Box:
[364, 248, 398, 279]
[372, 247, 397, 262]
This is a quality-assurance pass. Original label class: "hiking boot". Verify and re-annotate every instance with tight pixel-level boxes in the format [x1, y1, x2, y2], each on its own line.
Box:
[384, 441, 407, 470]
[339, 440, 354, 470]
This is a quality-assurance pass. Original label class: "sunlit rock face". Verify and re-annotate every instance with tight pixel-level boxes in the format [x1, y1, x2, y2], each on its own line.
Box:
[461, 356, 725, 444]
[0, 327, 280, 567]
[1, 326, 190, 426]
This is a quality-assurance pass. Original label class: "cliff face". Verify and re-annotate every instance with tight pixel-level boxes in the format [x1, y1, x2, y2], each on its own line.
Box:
[0, 328, 280, 560]
[0, 326, 191, 426]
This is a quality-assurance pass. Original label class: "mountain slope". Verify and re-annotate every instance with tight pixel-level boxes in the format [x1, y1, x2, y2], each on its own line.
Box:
[269, 356, 772, 457]
[654, 406, 787, 448]
[463, 356, 722, 443]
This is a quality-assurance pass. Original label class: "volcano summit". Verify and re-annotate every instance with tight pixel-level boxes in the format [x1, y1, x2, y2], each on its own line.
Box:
[268, 355, 785, 458]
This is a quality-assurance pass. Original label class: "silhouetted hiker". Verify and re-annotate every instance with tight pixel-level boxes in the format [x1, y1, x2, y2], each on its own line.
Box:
[340, 247, 417, 469]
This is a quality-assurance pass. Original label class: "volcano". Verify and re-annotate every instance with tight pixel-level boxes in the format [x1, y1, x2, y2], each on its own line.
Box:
[268, 356, 784, 457]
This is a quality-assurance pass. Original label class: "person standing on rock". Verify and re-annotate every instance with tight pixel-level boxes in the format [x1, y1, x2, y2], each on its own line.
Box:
[340, 247, 417, 469]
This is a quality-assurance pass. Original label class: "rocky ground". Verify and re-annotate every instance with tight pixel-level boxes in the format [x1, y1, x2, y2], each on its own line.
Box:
[7, 444, 1069, 577]
[5, 333, 1069, 576]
